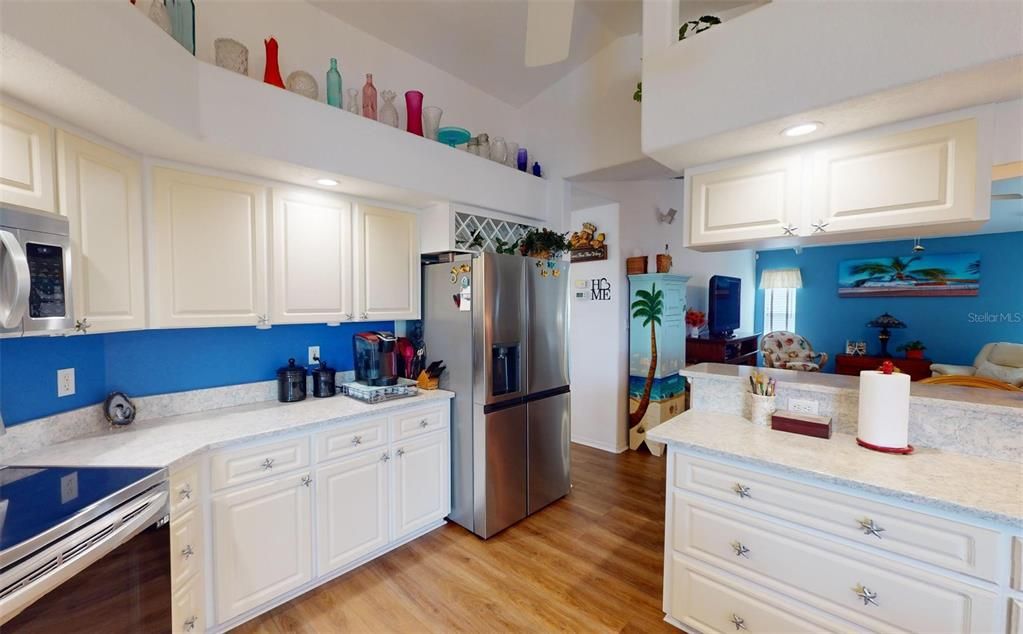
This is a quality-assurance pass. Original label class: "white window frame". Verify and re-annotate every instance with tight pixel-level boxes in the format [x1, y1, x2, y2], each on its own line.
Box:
[763, 287, 797, 333]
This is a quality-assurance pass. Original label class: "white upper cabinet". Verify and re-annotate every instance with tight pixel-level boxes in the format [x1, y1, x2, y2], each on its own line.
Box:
[686, 154, 803, 248]
[57, 131, 146, 333]
[809, 119, 980, 234]
[271, 188, 352, 324]
[151, 168, 269, 328]
[0, 104, 56, 213]
[354, 205, 420, 321]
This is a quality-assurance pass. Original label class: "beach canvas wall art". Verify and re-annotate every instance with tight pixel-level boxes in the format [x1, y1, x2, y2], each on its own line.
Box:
[838, 253, 980, 297]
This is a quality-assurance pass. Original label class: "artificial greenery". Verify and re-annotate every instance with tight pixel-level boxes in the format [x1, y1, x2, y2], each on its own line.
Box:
[493, 237, 520, 255]
[518, 227, 571, 258]
[679, 15, 721, 40]
[633, 81, 642, 103]
[897, 340, 927, 351]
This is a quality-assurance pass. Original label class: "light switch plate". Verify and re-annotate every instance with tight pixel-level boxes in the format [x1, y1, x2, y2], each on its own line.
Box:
[57, 368, 75, 398]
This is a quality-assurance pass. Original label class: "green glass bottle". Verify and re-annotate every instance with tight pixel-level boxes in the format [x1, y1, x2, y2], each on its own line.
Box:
[326, 58, 342, 108]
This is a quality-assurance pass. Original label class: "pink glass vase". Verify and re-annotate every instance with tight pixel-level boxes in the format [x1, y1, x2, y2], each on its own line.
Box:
[405, 90, 424, 136]
[362, 74, 378, 120]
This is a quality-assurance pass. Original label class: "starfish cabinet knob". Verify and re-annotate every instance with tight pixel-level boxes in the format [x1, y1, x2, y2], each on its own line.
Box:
[858, 518, 886, 539]
[854, 583, 879, 607]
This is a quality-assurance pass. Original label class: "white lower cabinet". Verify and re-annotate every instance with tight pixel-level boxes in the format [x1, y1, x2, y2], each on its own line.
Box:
[316, 450, 390, 574]
[392, 431, 449, 539]
[211, 472, 313, 622]
[172, 573, 206, 634]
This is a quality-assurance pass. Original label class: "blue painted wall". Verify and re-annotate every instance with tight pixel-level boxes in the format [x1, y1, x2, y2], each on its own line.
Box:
[754, 231, 1023, 372]
[0, 322, 392, 426]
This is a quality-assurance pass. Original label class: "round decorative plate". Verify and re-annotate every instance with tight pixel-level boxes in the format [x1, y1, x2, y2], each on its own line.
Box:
[437, 127, 471, 147]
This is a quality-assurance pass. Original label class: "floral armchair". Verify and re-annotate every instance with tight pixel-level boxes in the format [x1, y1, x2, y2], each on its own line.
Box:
[760, 331, 829, 372]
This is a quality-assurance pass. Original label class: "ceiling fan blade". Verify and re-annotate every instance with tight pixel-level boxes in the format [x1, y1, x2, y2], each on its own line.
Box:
[525, 0, 575, 67]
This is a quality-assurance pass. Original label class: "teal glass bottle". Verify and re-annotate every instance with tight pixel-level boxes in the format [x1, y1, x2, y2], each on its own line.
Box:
[326, 58, 342, 107]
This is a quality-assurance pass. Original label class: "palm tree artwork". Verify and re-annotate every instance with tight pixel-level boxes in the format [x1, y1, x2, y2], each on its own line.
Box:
[630, 284, 664, 427]
[838, 253, 979, 297]
[846, 256, 952, 284]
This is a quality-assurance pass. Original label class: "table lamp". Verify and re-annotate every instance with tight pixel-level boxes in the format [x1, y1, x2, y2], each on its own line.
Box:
[866, 312, 906, 357]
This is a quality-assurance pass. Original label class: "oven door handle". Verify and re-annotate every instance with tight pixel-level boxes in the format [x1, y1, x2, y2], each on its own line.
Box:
[0, 488, 169, 626]
[0, 229, 30, 329]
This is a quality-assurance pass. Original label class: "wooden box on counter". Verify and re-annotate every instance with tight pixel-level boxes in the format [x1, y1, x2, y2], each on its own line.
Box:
[771, 411, 833, 439]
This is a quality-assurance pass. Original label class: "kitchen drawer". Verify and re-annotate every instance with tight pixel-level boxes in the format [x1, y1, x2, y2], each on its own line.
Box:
[674, 453, 1000, 582]
[315, 416, 388, 463]
[669, 554, 853, 633]
[392, 406, 446, 440]
[1013, 536, 1022, 591]
[170, 507, 203, 587]
[210, 436, 310, 491]
[172, 573, 206, 634]
[673, 492, 998, 633]
[170, 463, 200, 516]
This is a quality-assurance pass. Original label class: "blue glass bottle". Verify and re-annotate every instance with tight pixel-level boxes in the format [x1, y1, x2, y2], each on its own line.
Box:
[326, 58, 342, 108]
[532, 161, 542, 177]
[517, 147, 528, 172]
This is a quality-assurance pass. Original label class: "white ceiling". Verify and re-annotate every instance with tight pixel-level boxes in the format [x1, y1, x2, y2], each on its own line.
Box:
[310, 0, 642, 107]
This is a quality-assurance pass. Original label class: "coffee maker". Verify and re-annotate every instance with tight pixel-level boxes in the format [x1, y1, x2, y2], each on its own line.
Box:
[353, 331, 399, 386]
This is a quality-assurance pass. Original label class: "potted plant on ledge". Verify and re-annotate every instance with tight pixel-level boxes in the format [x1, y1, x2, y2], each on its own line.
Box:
[897, 340, 927, 359]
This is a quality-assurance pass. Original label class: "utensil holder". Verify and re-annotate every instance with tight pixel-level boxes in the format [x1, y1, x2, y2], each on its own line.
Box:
[748, 393, 776, 427]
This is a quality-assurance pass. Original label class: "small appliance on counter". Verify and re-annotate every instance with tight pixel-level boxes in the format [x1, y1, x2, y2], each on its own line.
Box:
[311, 358, 337, 398]
[277, 358, 307, 402]
[353, 331, 398, 386]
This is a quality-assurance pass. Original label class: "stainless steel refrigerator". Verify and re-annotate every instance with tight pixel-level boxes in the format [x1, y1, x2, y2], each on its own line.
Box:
[423, 252, 570, 538]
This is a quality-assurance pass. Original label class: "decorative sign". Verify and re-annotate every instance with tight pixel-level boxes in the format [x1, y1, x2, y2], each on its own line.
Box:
[570, 245, 608, 263]
[591, 277, 612, 301]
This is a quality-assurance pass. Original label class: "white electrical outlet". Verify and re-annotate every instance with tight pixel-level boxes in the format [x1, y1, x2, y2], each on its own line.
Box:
[789, 398, 819, 415]
[57, 368, 75, 397]
[60, 471, 79, 504]
[308, 346, 320, 365]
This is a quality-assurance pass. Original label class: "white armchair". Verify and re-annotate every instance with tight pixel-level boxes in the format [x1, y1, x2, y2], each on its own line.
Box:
[930, 342, 1023, 387]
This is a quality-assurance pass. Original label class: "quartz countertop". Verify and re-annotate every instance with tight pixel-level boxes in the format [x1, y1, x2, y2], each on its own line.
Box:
[7, 391, 454, 470]
[681, 363, 1023, 410]
[646, 409, 1023, 526]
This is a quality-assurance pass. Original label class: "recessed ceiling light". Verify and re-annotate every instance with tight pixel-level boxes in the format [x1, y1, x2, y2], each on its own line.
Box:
[316, 178, 339, 186]
[781, 122, 822, 137]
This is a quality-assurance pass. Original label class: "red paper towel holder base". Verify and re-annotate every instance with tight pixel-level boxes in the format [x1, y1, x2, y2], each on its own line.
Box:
[856, 437, 915, 454]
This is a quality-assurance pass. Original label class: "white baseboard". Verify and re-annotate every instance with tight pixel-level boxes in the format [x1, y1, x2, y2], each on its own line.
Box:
[571, 436, 627, 454]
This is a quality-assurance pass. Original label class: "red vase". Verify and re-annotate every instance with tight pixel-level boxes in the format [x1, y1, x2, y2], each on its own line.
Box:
[405, 90, 424, 136]
[263, 37, 285, 89]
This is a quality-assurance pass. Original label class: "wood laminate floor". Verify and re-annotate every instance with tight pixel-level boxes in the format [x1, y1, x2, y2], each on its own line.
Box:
[234, 444, 673, 634]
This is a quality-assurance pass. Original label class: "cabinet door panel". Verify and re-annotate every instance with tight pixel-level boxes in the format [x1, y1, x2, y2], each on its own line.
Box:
[811, 119, 979, 233]
[354, 205, 419, 320]
[211, 473, 312, 623]
[392, 431, 448, 539]
[57, 131, 146, 332]
[271, 188, 352, 323]
[316, 451, 389, 574]
[152, 168, 268, 327]
[687, 154, 802, 247]
[0, 105, 55, 212]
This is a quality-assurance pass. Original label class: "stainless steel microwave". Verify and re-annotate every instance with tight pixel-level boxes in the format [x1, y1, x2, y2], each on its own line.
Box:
[0, 204, 75, 337]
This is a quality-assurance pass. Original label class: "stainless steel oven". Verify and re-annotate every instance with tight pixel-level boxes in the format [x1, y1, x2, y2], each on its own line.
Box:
[0, 204, 75, 337]
[0, 466, 170, 633]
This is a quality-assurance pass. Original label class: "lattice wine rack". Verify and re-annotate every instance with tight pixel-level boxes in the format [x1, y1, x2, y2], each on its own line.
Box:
[453, 212, 534, 253]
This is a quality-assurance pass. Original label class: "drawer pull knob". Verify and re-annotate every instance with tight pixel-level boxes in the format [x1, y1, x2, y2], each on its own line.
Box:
[732, 483, 751, 499]
[179, 484, 192, 501]
[419, 419, 429, 428]
[302, 475, 312, 487]
[381, 452, 391, 462]
[730, 541, 750, 558]
[181, 544, 194, 560]
[858, 518, 885, 539]
[184, 616, 197, 631]
[261, 457, 275, 471]
[729, 614, 747, 630]
[853, 583, 879, 607]
[352, 435, 363, 446]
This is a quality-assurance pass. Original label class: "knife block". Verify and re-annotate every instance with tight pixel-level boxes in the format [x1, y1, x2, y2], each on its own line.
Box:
[416, 370, 439, 390]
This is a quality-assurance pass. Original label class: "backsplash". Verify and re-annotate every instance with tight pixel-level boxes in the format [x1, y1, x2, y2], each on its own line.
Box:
[0, 322, 392, 426]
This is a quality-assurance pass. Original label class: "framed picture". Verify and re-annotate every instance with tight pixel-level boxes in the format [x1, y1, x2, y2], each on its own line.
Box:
[838, 253, 979, 297]
[845, 341, 867, 356]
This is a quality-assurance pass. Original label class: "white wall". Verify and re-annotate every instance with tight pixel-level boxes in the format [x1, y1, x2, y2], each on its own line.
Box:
[195, 1, 523, 143]
[573, 179, 756, 332]
[569, 203, 627, 453]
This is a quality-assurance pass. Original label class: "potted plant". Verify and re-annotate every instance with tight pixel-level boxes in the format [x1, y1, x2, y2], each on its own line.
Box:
[518, 227, 570, 259]
[685, 308, 706, 338]
[897, 340, 926, 359]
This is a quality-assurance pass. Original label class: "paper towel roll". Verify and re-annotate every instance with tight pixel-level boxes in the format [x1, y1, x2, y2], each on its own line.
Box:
[857, 370, 912, 452]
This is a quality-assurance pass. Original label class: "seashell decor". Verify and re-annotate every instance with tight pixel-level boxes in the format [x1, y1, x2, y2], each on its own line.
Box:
[286, 70, 319, 100]
[214, 38, 248, 76]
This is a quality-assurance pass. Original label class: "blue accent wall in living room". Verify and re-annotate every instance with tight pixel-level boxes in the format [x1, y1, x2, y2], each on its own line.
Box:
[754, 231, 1023, 372]
[0, 321, 393, 427]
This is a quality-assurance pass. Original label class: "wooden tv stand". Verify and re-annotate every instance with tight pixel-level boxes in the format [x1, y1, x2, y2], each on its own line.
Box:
[686, 332, 761, 366]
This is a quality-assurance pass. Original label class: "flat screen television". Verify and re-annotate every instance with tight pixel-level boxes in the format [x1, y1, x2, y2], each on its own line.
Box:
[708, 275, 741, 338]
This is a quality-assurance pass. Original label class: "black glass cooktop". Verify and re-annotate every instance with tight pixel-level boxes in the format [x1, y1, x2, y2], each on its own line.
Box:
[0, 465, 162, 554]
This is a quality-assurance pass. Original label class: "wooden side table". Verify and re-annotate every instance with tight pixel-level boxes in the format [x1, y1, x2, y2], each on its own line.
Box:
[834, 354, 933, 381]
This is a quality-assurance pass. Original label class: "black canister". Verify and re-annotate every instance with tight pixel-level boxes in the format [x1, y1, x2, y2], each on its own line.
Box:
[277, 358, 307, 403]
[311, 359, 337, 398]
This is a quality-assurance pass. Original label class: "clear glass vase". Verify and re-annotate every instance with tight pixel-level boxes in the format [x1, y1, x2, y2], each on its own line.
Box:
[422, 106, 443, 140]
[346, 88, 360, 114]
[379, 90, 399, 127]
[490, 137, 508, 164]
